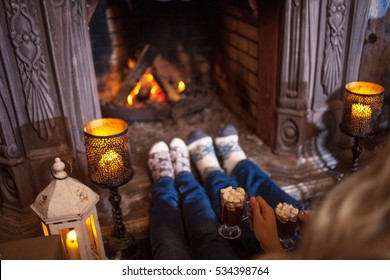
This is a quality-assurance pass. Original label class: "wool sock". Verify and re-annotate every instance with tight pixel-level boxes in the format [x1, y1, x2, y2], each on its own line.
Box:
[148, 141, 174, 182]
[215, 124, 247, 175]
[169, 137, 191, 176]
[187, 130, 223, 180]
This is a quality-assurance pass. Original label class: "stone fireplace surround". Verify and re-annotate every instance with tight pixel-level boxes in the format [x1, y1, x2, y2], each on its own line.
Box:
[0, 0, 380, 252]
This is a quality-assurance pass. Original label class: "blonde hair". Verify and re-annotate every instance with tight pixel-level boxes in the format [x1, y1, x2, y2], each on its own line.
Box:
[294, 138, 390, 259]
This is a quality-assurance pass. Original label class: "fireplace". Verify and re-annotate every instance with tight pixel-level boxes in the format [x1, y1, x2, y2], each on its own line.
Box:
[89, 0, 260, 123]
[0, 0, 381, 245]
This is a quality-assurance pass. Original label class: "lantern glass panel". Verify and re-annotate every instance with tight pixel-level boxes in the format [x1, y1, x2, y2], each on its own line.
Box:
[41, 222, 50, 236]
[85, 214, 99, 254]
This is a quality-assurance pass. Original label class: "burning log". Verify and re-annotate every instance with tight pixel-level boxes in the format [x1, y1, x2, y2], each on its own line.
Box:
[112, 44, 159, 107]
[152, 67, 181, 102]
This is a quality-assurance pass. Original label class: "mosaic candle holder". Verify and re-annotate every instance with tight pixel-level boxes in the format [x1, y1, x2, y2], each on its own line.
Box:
[340, 81, 385, 172]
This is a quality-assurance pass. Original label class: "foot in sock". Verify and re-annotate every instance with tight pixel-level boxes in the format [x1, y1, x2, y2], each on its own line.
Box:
[148, 141, 174, 183]
[187, 130, 223, 181]
[169, 137, 191, 176]
[215, 124, 247, 175]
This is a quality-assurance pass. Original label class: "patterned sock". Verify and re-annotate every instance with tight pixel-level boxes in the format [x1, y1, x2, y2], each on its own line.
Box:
[148, 141, 174, 182]
[215, 124, 247, 175]
[187, 130, 223, 180]
[169, 137, 191, 176]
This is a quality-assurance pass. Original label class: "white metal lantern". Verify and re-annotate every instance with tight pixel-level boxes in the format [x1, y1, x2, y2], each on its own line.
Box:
[30, 158, 106, 260]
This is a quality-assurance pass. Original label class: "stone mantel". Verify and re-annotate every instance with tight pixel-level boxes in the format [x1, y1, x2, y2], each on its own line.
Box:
[0, 0, 100, 227]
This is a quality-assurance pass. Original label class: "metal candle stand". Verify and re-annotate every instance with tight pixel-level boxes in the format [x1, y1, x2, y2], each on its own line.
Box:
[340, 81, 385, 173]
[84, 118, 138, 259]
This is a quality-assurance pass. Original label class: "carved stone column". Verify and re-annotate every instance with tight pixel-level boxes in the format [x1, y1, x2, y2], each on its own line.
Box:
[0, 0, 100, 237]
[275, 0, 371, 157]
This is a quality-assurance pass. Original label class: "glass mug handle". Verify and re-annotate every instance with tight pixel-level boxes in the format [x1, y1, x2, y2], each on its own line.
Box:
[240, 201, 250, 222]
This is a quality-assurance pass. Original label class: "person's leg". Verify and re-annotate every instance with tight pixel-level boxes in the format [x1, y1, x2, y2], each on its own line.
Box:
[187, 131, 261, 256]
[214, 124, 304, 210]
[187, 130, 237, 217]
[170, 138, 239, 260]
[231, 160, 304, 209]
[148, 141, 192, 260]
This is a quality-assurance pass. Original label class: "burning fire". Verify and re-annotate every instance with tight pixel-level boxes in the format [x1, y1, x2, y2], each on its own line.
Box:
[126, 66, 186, 107]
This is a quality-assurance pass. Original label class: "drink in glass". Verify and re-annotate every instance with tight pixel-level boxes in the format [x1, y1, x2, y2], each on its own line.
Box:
[218, 186, 246, 239]
[275, 202, 299, 251]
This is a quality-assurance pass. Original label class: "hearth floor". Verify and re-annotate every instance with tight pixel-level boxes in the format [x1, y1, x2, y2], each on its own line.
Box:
[94, 94, 362, 259]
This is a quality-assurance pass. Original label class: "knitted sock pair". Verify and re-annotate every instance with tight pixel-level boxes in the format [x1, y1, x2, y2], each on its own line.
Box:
[187, 124, 246, 181]
[148, 125, 247, 182]
[148, 138, 191, 182]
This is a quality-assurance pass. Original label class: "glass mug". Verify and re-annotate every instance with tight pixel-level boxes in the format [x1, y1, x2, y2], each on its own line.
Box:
[218, 186, 247, 239]
[275, 202, 299, 251]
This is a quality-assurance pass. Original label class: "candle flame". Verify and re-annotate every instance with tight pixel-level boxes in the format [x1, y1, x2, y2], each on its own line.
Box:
[67, 229, 77, 242]
[99, 150, 122, 169]
[352, 103, 372, 119]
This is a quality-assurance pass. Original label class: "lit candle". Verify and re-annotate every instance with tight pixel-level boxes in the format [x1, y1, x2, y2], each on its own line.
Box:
[351, 103, 372, 120]
[349, 103, 372, 136]
[99, 149, 125, 178]
[66, 229, 81, 260]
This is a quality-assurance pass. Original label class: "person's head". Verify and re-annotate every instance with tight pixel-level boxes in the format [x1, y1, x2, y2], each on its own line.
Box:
[296, 137, 390, 259]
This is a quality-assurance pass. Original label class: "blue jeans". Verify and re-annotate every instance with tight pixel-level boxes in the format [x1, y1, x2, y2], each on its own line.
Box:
[150, 159, 304, 259]
[205, 159, 304, 218]
[150, 173, 239, 260]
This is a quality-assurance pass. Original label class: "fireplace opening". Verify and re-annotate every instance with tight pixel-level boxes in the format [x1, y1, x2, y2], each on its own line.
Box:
[89, 0, 225, 121]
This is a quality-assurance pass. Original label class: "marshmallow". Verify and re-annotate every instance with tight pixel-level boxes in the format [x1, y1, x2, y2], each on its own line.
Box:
[220, 186, 246, 206]
[275, 202, 299, 223]
[220, 186, 233, 194]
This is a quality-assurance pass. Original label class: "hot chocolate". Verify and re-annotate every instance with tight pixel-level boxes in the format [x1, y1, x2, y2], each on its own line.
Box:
[275, 202, 299, 239]
[220, 186, 246, 227]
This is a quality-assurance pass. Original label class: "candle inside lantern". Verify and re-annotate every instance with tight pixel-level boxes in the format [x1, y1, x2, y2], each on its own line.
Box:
[66, 229, 81, 260]
[84, 118, 133, 186]
[351, 103, 372, 120]
[98, 149, 125, 178]
[341, 81, 385, 137]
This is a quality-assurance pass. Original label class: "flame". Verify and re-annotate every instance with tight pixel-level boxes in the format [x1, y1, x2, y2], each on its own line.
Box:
[145, 73, 154, 82]
[128, 58, 136, 70]
[352, 103, 372, 119]
[150, 85, 158, 96]
[125, 66, 172, 106]
[127, 94, 133, 106]
[133, 82, 141, 96]
[67, 229, 77, 242]
[177, 81, 186, 93]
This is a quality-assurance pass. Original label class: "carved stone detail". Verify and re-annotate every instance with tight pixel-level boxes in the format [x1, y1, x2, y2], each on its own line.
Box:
[0, 0, 100, 228]
[5, 0, 56, 140]
[276, 0, 318, 155]
[280, 118, 299, 146]
[45, 0, 101, 153]
[321, 0, 347, 95]
[279, 0, 316, 111]
[276, 0, 371, 156]
[0, 144, 20, 159]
